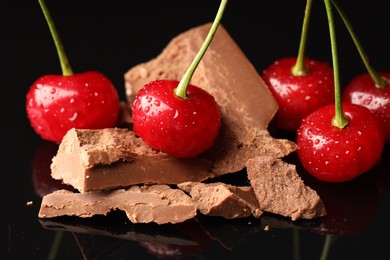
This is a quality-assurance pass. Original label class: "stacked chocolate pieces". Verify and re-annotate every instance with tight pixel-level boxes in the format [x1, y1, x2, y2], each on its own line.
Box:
[38, 23, 326, 224]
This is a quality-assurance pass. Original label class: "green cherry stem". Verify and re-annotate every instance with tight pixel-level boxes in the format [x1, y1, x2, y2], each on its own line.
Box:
[331, 0, 388, 89]
[291, 0, 313, 76]
[319, 235, 334, 260]
[174, 0, 228, 99]
[324, 0, 349, 129]
[47, 231, 63, 260]
[38, 0, 73, 76]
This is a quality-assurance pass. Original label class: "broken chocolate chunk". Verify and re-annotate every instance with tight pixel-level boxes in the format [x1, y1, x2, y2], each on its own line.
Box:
[38, 185, 197, 224]
[246, 156, 327, 221]
[50, 128, 214, 192]
[178, 181, 262, 219]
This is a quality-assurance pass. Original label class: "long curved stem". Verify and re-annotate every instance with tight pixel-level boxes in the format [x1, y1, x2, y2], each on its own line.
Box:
[324, 0, 348, 129]
[292, 0, 313, 76]
[174, 0, 228, 99]
[331, 0, 387, 89]
[38, 0, 73, 76]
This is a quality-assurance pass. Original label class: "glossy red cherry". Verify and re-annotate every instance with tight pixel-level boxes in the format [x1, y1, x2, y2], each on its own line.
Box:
[342, 72, 390, 142]
[26, 71, 119, 143]
[262, 57, 335, 131]
[26, 0, 120, 143]
[296, 102, 384, 182]
[132, 80, 221, 158]
[132, 0, 226, 158]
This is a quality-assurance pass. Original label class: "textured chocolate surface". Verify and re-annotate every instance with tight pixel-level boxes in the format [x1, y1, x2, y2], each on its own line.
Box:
[246, 156, 327, 221]
[178, 181, 262, 219]
[51, 128, 214, 192]
[38, 185, 197, 224]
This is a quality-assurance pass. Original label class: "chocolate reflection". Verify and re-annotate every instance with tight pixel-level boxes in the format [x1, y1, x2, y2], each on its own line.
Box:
[139, 219, 214, 259]
[39, 209, 322, 259]
[31, 141, 75, 198]
[39, 216, 211, 259]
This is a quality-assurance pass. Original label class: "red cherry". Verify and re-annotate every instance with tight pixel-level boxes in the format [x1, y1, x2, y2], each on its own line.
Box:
[132, 0, 226, 158]
[342, 72, 390, 142]
[296, 102, 384, 182]
[26, 71, 119, 143]
[262, 57, 335, 131]
[132, 80, 221, 158]
[26, 0, 120, 143]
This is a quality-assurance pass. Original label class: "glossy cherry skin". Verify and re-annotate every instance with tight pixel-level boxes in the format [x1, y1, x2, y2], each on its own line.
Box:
[296, 102, 384, 182]
[262, 57, 334, 131]
[26, 71, 120, 143]
[131, 79, 221, 158]
[342, 72, 390, 142]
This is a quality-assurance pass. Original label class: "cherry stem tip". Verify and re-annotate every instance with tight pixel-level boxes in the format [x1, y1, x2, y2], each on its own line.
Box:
[174, 0, 228, 99]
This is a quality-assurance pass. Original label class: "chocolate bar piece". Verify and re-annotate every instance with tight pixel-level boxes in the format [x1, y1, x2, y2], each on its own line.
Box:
[178, 182, 262, 219]
[38, 185, 197, 224]
[51, 128, 215, 192]
[246, 156, 327, 221]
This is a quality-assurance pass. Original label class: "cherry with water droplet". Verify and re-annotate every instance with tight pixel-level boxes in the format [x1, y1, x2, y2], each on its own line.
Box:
[296, 0, 385, 182]
[262, 0, 334, 132]
[26, 0, 119, 143]
[131, 0, 227, 158]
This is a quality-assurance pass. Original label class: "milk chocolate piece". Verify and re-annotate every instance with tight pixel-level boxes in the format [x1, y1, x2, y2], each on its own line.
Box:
[51, 128, 214, 192]
[51, 127, 295, 192]
[38, 185, 197, 224]
[246, 156, 327, 221]
[124, 23, 296, 175]
[178, 182, 262, 219]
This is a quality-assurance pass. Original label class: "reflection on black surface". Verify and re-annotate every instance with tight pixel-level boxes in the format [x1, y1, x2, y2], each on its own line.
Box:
[309, 177, 379, 236]
[138, 219, 214, 259]
[31, 141, 75, 198]
[40, 214, 199, 246]
[196, 214, 321, 250]
[373, 144, 390, 199]
[38, 209, 325, 259]
[30, 137, 390, 259]
[288, 151, 381, 236]
[40, 216, 213, 259]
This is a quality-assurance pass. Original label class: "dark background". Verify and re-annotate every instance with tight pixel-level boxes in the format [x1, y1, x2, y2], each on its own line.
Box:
[1, 1, 390, 259]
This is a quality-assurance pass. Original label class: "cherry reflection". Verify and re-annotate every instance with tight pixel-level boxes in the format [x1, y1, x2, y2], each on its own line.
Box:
[372, 145, 390, 199]
[31, 141, 74, 198]
[299, 160, 379, 236]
